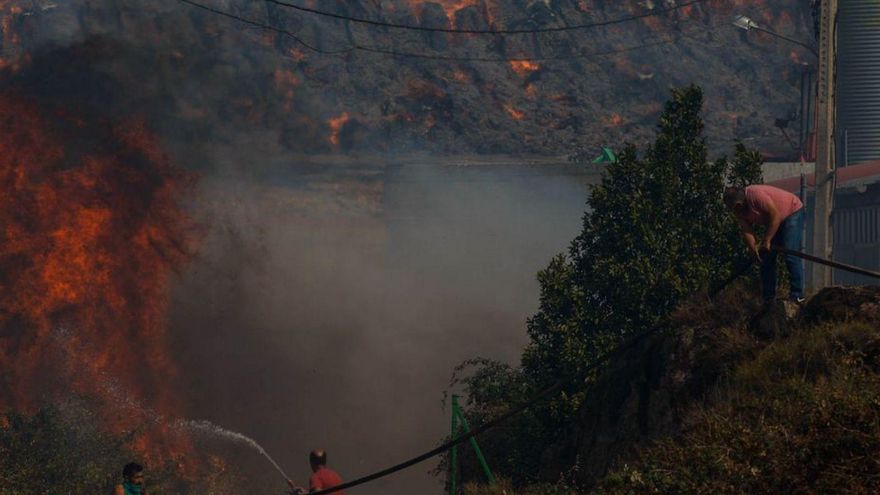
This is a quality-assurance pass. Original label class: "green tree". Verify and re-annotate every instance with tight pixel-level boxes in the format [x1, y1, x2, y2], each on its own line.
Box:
[524, 85, 760, 394]
[0, 402, 132, 494]
[0, 402, 247, 495]
[451, 85, 764, 488]
[727, 141, 764, 188]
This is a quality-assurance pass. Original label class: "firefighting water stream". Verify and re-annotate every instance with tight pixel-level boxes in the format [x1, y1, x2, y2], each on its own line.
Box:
[180, 420, 291, 482]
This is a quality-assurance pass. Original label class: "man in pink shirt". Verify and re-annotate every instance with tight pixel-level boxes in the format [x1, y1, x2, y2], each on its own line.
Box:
[724, 184, 805, 305]
[287, 449, 345, 494]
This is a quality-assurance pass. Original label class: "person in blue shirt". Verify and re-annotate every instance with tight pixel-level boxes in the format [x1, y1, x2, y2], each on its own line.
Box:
[114, 462, 147, 495]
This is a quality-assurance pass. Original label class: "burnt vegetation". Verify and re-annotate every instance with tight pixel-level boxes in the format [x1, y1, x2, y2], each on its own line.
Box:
[1, 0, 813, 159]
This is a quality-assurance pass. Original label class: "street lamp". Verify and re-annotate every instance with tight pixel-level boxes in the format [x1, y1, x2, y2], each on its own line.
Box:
[734, 8, 837, 293]
[732, 14, 818, 57]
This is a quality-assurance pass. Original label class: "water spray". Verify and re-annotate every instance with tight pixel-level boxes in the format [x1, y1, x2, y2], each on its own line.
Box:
[52, 328, 291, 483]
[179, 420, 291, 482]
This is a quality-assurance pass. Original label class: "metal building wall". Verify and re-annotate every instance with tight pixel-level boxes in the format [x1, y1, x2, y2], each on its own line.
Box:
[836, 0, 880, 166]
[831, 184, 880, 285]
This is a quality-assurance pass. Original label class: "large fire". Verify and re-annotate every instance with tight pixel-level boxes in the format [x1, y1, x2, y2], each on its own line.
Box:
[0, 93, 196, 464]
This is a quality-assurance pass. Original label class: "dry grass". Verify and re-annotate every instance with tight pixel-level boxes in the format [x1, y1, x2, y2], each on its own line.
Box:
[595, 320, 880, 495]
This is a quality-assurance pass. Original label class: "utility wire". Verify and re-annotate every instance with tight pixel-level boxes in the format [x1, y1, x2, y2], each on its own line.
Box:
[264, 0, 711, 35]
[309, 245, 879, 495]
[308, 256, 760, 495]
[178, 0, 355, 55]
[180, 0, 698, 63]
[353, 36, 682, 63]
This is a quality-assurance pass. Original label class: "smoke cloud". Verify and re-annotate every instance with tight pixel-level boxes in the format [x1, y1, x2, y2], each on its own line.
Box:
[167, 141, 593, 493]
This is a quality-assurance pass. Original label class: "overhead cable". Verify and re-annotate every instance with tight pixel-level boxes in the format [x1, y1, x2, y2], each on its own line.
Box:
[264, 0, 711, 35]
[180, 0, 691, 63]
[309, 254, 765, 495]
[179, 0, 355, 55]
[310, 243, 880, 495]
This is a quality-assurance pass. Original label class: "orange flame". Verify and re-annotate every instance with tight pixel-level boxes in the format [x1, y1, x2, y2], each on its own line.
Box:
[509, 60, 540, 77]
[327, 112, 350, 146]
[603, 112, 624, 127]
[0, 93, 197, 465]
[451, 69, 471, 84]
[407, 1, 493, 26]
[503, 104, 525, 120]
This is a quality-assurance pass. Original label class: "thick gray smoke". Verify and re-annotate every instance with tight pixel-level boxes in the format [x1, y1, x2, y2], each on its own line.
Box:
[167, 140, 595, 493]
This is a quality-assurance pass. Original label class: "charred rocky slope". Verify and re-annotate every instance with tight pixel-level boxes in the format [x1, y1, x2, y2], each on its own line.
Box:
[522, 284, 880, 493]
[2, 0, 813, 162]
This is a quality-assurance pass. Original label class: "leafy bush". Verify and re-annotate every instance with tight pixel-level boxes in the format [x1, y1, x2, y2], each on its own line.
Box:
[0, 401, 132, 494]
[450, 85, 764, 489]
[0, 401, 245, 495]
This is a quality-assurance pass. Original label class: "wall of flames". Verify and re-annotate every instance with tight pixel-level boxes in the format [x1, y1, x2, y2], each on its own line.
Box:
[0, 93, 197, 465]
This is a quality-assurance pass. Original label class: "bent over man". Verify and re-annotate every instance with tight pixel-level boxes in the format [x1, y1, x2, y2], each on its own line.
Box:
[724, 184, 805, 305]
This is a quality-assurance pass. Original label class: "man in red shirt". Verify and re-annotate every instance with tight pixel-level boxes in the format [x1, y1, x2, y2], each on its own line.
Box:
[724, 184, 806, 307]
[287, 449, 345, 494]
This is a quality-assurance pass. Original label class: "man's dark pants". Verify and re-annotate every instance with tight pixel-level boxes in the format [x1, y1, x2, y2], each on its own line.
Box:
[761, 207, 805, 302]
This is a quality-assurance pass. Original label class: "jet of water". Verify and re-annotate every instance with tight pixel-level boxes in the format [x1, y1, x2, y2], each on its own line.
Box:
[179, 419, 291, 482]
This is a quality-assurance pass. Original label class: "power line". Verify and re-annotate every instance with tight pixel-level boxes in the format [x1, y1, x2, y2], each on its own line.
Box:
[178, 0, 355, 55]
[179, 0, 693, 63]
[308, 256, 760, 495]
[354, 36, 682, 63]
[264, 0, 711, 35]
[310, 242, 880, 495]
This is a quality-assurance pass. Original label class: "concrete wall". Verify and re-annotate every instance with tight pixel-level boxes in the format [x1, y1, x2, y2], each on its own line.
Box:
[762, 161, 815, 182]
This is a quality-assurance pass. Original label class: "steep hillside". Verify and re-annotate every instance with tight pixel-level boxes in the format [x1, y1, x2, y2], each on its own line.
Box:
[1, 0, 813, 160]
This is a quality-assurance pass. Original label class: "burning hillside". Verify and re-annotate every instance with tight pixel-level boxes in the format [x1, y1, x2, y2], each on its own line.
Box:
[0, 0, 813, 159]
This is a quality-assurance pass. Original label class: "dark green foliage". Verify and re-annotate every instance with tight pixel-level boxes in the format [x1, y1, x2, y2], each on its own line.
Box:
[0, 402, 132, 494]
[525, 86, 765, 393]
[0, 401, 247, 495]
[450, 85, 766, 488]
[727, 141, 764, 188]
[441, 359, 546, 487]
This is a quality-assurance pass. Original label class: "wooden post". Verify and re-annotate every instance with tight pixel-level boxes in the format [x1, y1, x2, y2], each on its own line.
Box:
[810, 0, 838, 292]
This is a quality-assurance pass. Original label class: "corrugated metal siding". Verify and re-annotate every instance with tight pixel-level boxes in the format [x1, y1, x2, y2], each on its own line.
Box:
[832, 204, 880, 285]
[837, 0, 880, 166]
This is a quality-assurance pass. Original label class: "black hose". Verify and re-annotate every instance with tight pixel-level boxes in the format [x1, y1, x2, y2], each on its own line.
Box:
[310, 248, 879, 494]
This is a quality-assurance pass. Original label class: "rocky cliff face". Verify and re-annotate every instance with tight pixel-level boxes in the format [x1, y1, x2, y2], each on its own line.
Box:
[1, 1, 813, 162]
